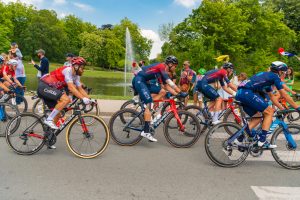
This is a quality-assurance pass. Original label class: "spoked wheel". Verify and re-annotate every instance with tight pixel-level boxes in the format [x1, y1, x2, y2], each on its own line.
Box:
[9, 94, 28, 113]
[32, 98, 47, 116]
[271, 124, 300, 169]
[0, 103, 20, 137]
[66, 114, 110, 159]
[205, 122, 249, 167]
[164, 110, 202, 148]
[109, 108, 144, 146]
[5, 113, 46, 155]
[120, 100, 141, 111]
[76, 102, 100, 126]
[184, 105, 209, 133]
[222, 108, 242, 136]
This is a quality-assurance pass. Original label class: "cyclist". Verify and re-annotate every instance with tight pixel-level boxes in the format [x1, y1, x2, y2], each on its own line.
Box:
[195, 62, 237, 124]
[37, 56, 92, 130]
[132, 55, 187, 142]
[0, 55, 11, 101]
[235, 61, 300, 148]
[192, 68, 206, 107]
[0, 59, 23, 93]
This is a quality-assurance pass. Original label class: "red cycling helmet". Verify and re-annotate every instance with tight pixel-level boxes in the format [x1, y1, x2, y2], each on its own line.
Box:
[71, 57, 86, 66]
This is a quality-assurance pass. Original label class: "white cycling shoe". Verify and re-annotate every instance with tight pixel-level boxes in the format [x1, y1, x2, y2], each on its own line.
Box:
[44, 120, 58, 130]
[140, 131, 157, 142]
[258, 141, 277, 149]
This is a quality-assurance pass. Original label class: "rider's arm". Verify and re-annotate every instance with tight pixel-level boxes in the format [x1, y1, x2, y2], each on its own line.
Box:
[268, 92, 285, 110]
[222, 85, 235, 96]
[164, 84, 178, 95]
[227, 82, 237, 92]
[13, 77, 22, 87]
[2, 67, 13, 84]
[77, 86, 89, 98]
[278, 89, 298, 109]
[165, 79, 181, 93]
[67, 82, 85, 99]
[283, 83, 296, 95]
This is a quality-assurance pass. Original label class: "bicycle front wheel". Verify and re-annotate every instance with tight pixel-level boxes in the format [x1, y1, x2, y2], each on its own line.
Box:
[164, 110, 202, 148]
[109, 108, 144, 146]
[66, 114, 110, 159]
[6, 113, 45, 155]
[205, 122, 249, 167]
[271, 124, 300, 169]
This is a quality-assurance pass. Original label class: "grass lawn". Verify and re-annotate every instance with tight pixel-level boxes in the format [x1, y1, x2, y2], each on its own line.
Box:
[24, 62, 127, 79]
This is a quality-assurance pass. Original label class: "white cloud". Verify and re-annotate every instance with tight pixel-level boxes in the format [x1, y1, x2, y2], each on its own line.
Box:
[141, 29, 164, 59]
[73, 2, 94, 12]
[53, 0, 67, 5]
[174, 0, 201, 8]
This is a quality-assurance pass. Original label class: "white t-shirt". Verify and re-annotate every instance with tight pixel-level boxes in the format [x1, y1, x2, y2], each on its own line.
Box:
[16, 59, 26, 78]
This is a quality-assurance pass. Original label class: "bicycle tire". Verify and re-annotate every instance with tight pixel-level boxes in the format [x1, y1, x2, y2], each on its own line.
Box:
[66, 114, 110, 159]
[223, 109, 242, 136]
[271, 124, 300, 170]
[0, 103, 20, 137]
[164, 110, 202, 148]
[109, 108, 144, 146]
[205, 122, 249, 167]
[9, 94, 28, 113]
[32, 98, 47, 116]
[5, 113, 46, 155]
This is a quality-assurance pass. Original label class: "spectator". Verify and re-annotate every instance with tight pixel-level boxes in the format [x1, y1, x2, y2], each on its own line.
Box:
[192, 68, 206, 107]
[10, 52, 26, 104]
[31, 49, 49, 79]
[9, 42, 23, 60]
[64, 53, 75, 66]
[284, 67, 294, 96]
[179, 61, 196, 106]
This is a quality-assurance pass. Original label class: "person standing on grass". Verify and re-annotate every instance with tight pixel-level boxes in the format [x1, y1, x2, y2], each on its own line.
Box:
[31, 49, 49, 79]
[64, 53, 75, 67]
[284, 67, 294, 96]
[179, 61, 196, 106]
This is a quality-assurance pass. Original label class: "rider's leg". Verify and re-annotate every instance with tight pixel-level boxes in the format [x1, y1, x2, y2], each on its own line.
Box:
[152, 88, 166, 101]
[212, 97, 223, 122]
[259, 106, 274, 142]
[248, 112, 262, 130]
[46, 94, 70, 123]
[0, 82, 10, 92]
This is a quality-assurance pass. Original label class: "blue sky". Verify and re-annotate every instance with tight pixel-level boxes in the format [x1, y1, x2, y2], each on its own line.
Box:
[3, 0, 202, 58]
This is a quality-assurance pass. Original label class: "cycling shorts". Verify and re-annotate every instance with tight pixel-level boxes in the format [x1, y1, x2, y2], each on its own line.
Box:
[196, 80, 219, 101]
[132, 76, 161, 104]
[235, 88, 269, 117]
[37, 81, 63, 109]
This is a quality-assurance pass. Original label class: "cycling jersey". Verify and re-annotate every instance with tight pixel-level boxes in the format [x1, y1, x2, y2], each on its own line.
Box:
[41, 66, 81, 89]
[136, 63, 170, 84]
[0, 65, 15, 78]
[201, 69, 230, 86]
[238, 72, 283, 93]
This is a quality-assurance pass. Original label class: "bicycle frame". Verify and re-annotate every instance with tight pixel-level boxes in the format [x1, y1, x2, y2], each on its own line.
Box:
[123, 98, 185, 132]
[226, 107, 297, 149]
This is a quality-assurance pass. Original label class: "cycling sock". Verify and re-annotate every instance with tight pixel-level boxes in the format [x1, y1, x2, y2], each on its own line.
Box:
[213, 111, 221, 122]
[259, 130, 268, 142]
[47, 109, 60, 121]
[144, 121, 150, 133]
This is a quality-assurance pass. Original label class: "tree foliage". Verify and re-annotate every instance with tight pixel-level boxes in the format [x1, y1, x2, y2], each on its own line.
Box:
[0, 2, 152, 69]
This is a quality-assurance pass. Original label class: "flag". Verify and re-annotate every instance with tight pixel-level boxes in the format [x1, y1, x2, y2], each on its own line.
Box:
[215, 55, 229, 62]
[278, 47, 295, 57]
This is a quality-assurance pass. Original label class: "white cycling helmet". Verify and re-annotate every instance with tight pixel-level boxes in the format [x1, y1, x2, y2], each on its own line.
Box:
[7, 59, 18, 66]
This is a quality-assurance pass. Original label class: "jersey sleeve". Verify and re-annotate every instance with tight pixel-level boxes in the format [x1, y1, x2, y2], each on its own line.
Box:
[272, 74, 284, 90]
[158, 64, 171, 83]
[62, 67, 74, 83]
[74, 76, 81, 87]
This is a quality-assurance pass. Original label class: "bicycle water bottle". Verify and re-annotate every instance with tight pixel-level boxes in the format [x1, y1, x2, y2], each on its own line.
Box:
[56, 117, 65, 127]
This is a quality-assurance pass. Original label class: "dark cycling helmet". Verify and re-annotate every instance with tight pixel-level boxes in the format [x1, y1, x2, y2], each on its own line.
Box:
[165, 55, 178, 65]
[222, 62, 234, 70]
[0, 55, 4, 64]
[270, 61, 288, 73]
[71, 56, 86, 66]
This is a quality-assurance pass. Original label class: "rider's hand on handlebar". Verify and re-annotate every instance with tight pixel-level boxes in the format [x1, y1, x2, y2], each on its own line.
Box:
[82, 97, 91, 105]
[178, 92, 188, 98]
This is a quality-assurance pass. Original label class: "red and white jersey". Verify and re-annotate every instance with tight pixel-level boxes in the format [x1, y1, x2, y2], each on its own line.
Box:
[41, 66, 81, 89]
[0, 65, 15, 78]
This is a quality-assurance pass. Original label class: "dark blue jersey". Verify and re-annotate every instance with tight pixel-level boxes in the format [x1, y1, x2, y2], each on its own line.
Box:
[136, 63, 170, 84]
[239, 72, 283, 93]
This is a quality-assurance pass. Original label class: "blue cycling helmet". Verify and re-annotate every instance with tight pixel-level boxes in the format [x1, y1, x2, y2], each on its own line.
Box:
[0, 55, 4, 64]
[270, 61, 288, 73]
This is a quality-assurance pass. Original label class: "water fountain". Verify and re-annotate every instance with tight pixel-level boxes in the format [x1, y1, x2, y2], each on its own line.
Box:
[124, 27, 135, 96]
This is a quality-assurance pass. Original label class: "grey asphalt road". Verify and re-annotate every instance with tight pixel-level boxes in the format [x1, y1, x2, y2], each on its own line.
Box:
[1, 117, 300, 200]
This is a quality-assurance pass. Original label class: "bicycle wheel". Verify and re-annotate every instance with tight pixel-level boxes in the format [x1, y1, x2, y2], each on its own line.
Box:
[6, 113, 46, 155]
[109, 108, 144, 146]
[0, 103, 20, 137]
[271, 124, 300, 169]
[75, 102, 100, 126]
[9, 94, 28, 113]
[205, 122, 249, 167]
[223, 108, 242, 136]
[32, 98, 47, 116]
[66, 114, 110, 159]
[120, 100, 141, 111]
[164, 110, 202, 148]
